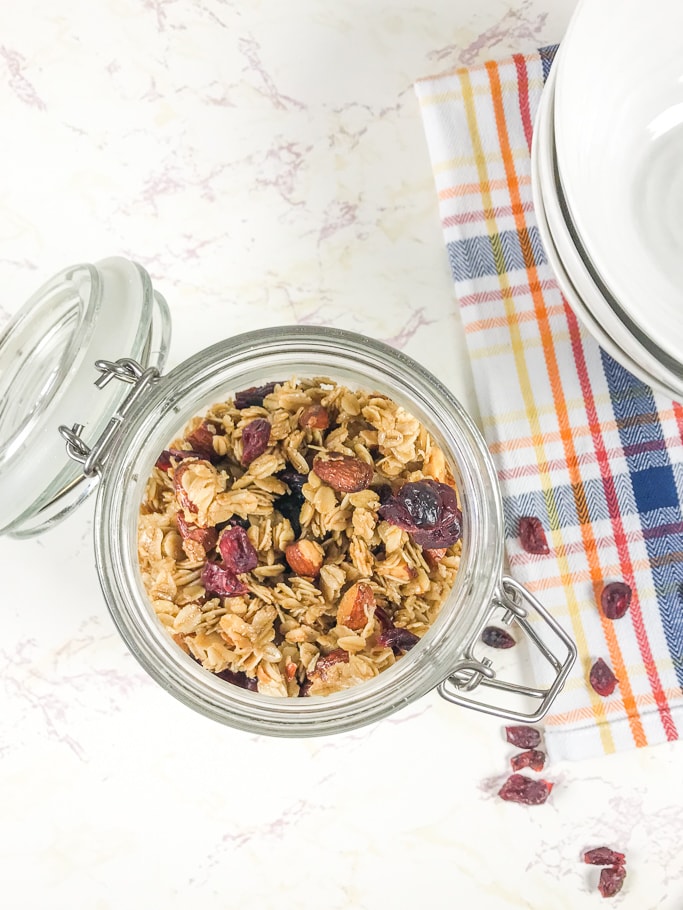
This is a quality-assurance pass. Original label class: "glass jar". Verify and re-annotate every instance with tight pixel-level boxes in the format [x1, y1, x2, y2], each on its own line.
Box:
[0, 257, 576, 737]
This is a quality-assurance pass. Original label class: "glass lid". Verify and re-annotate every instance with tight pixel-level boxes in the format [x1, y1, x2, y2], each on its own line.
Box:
[0, 257, 171, 538]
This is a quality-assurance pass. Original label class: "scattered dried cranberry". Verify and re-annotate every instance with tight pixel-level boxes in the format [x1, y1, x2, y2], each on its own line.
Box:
[598, 865, 626, 898]
[518, 516, 550, 554]
[589, 658, 618, 696]
[218, 525, 258, 573]
[505, 725, 541, 749]
[510, 749, 546, 772]
[155, 448, 204, 471]
[498, 774, 553, 805]
[215, 668, 258, 691]
[201, 561, 248, 597]
[377, 627, 420, 652]
[379, 480, 462, 549]
[583, 847, 626, 867]
[234, 382, 278, 409]
[185, 421, 220, 461]
[482, 626, 516, 649]
[600, 582, 632, 620]
[241, 418, 271, 465]
[175, 512, 218, 552]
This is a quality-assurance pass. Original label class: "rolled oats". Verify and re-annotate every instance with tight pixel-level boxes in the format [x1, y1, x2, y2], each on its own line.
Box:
[138, 378, 462, 697]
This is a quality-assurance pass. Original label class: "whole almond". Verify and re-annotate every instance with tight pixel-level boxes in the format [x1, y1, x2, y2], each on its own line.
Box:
[299, 404, 330, 431]
[337, 582, 376, 630]
[285, 539, 325, 578]
[313, 452, 373, 493]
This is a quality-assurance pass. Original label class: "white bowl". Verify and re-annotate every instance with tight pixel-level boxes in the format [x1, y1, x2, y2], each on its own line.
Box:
[532, 64, 683, 402]
[554, 0, 683, 363]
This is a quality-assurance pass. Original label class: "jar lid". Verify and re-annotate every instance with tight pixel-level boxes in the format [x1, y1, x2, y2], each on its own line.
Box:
[0, 257, 171, 537]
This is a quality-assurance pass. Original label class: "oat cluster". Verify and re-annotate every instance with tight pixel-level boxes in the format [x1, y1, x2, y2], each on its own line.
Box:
[137, 378, 461, 697]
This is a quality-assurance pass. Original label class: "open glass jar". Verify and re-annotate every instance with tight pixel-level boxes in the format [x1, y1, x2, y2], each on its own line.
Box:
[0, 257, 576, 736]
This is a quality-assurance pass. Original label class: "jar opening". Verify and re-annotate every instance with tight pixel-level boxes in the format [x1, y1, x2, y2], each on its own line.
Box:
[96, 326, 505, 735]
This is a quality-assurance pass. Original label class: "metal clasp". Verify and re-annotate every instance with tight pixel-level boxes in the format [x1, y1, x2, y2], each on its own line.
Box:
[59, 358, 160, 477]
[438, 576, 577, 723]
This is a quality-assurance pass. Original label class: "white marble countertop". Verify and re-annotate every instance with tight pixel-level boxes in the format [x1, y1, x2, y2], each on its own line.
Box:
[1, 1, 683, 907]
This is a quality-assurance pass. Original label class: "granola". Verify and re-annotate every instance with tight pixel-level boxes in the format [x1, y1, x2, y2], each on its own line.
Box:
[138, 378, 462, 697]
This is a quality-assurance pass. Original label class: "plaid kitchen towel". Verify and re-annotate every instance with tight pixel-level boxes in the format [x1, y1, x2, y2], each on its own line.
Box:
[415, 47, 683, 761]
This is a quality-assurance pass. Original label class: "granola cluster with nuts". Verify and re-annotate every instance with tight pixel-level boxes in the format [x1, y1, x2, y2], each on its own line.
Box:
[138, 378, 462, 697]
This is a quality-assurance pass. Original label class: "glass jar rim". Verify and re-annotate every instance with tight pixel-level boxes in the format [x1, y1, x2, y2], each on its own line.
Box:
[95, 325, 505, 736]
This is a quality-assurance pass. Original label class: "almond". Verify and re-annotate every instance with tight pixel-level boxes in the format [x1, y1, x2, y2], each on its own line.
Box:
[285, 539, 325, 578]
[313, 452, 373, 493]
[299, 404, 330, 430]
[375, 559, 417, 582]
[424, 547, 447, 569]
[337, 582, 376, 630]
[175, 510, 218, 552]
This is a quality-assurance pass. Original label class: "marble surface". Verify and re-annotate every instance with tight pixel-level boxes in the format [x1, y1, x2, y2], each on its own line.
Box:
[1, 1, 682, 907]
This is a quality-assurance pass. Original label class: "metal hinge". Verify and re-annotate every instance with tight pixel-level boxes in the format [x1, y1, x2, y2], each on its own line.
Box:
[59, 358, 160, 476]
[438, 576, 577, 723]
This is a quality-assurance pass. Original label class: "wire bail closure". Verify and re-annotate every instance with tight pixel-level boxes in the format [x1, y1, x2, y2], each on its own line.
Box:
[59, 358, 160, 477]
[438, 576, 577, 722]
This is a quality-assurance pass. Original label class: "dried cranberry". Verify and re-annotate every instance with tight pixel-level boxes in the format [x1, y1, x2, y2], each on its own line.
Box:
[277, 470, 308, 494]
[598, 865, 626, 898]
[241, 418, 271, 465]
[482, 626, 516, 649]
[589, 658, 618, 696]
[215, 668, 258, 691]
[227, 515, 250, 531]
[201, 561, 248, 596]
[311, 648, 349, 679]
[155, 448, 204, 471]
[510, 749, 546, 772]
[175, 512, 218, 552]
[498, 774, 552, 805]
[379, 480, 462, 549]
[234, 382, 278, 409]
[583, 847, 626, 867]
[505, 725, 541, 749]
[274, 490, 304, 537]
[218, 525, 258, 573]
[377, 627, 420, 652]
[185, 421, 220, 461]
[373, 604, 395, 631]
[600, 582, 632, 620]
[397, 482, 440, 526]
[376, 484, 394, 505]
[518, 516, 550, 554]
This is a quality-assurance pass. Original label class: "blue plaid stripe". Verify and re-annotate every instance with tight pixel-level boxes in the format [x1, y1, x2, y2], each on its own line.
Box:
[539, 44, 559, 81]
[447, 225, 546, 282]
[601, 351, 683, 686]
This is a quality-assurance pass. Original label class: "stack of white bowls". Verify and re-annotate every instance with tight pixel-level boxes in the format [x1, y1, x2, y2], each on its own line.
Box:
[531, 0, 683, 402]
